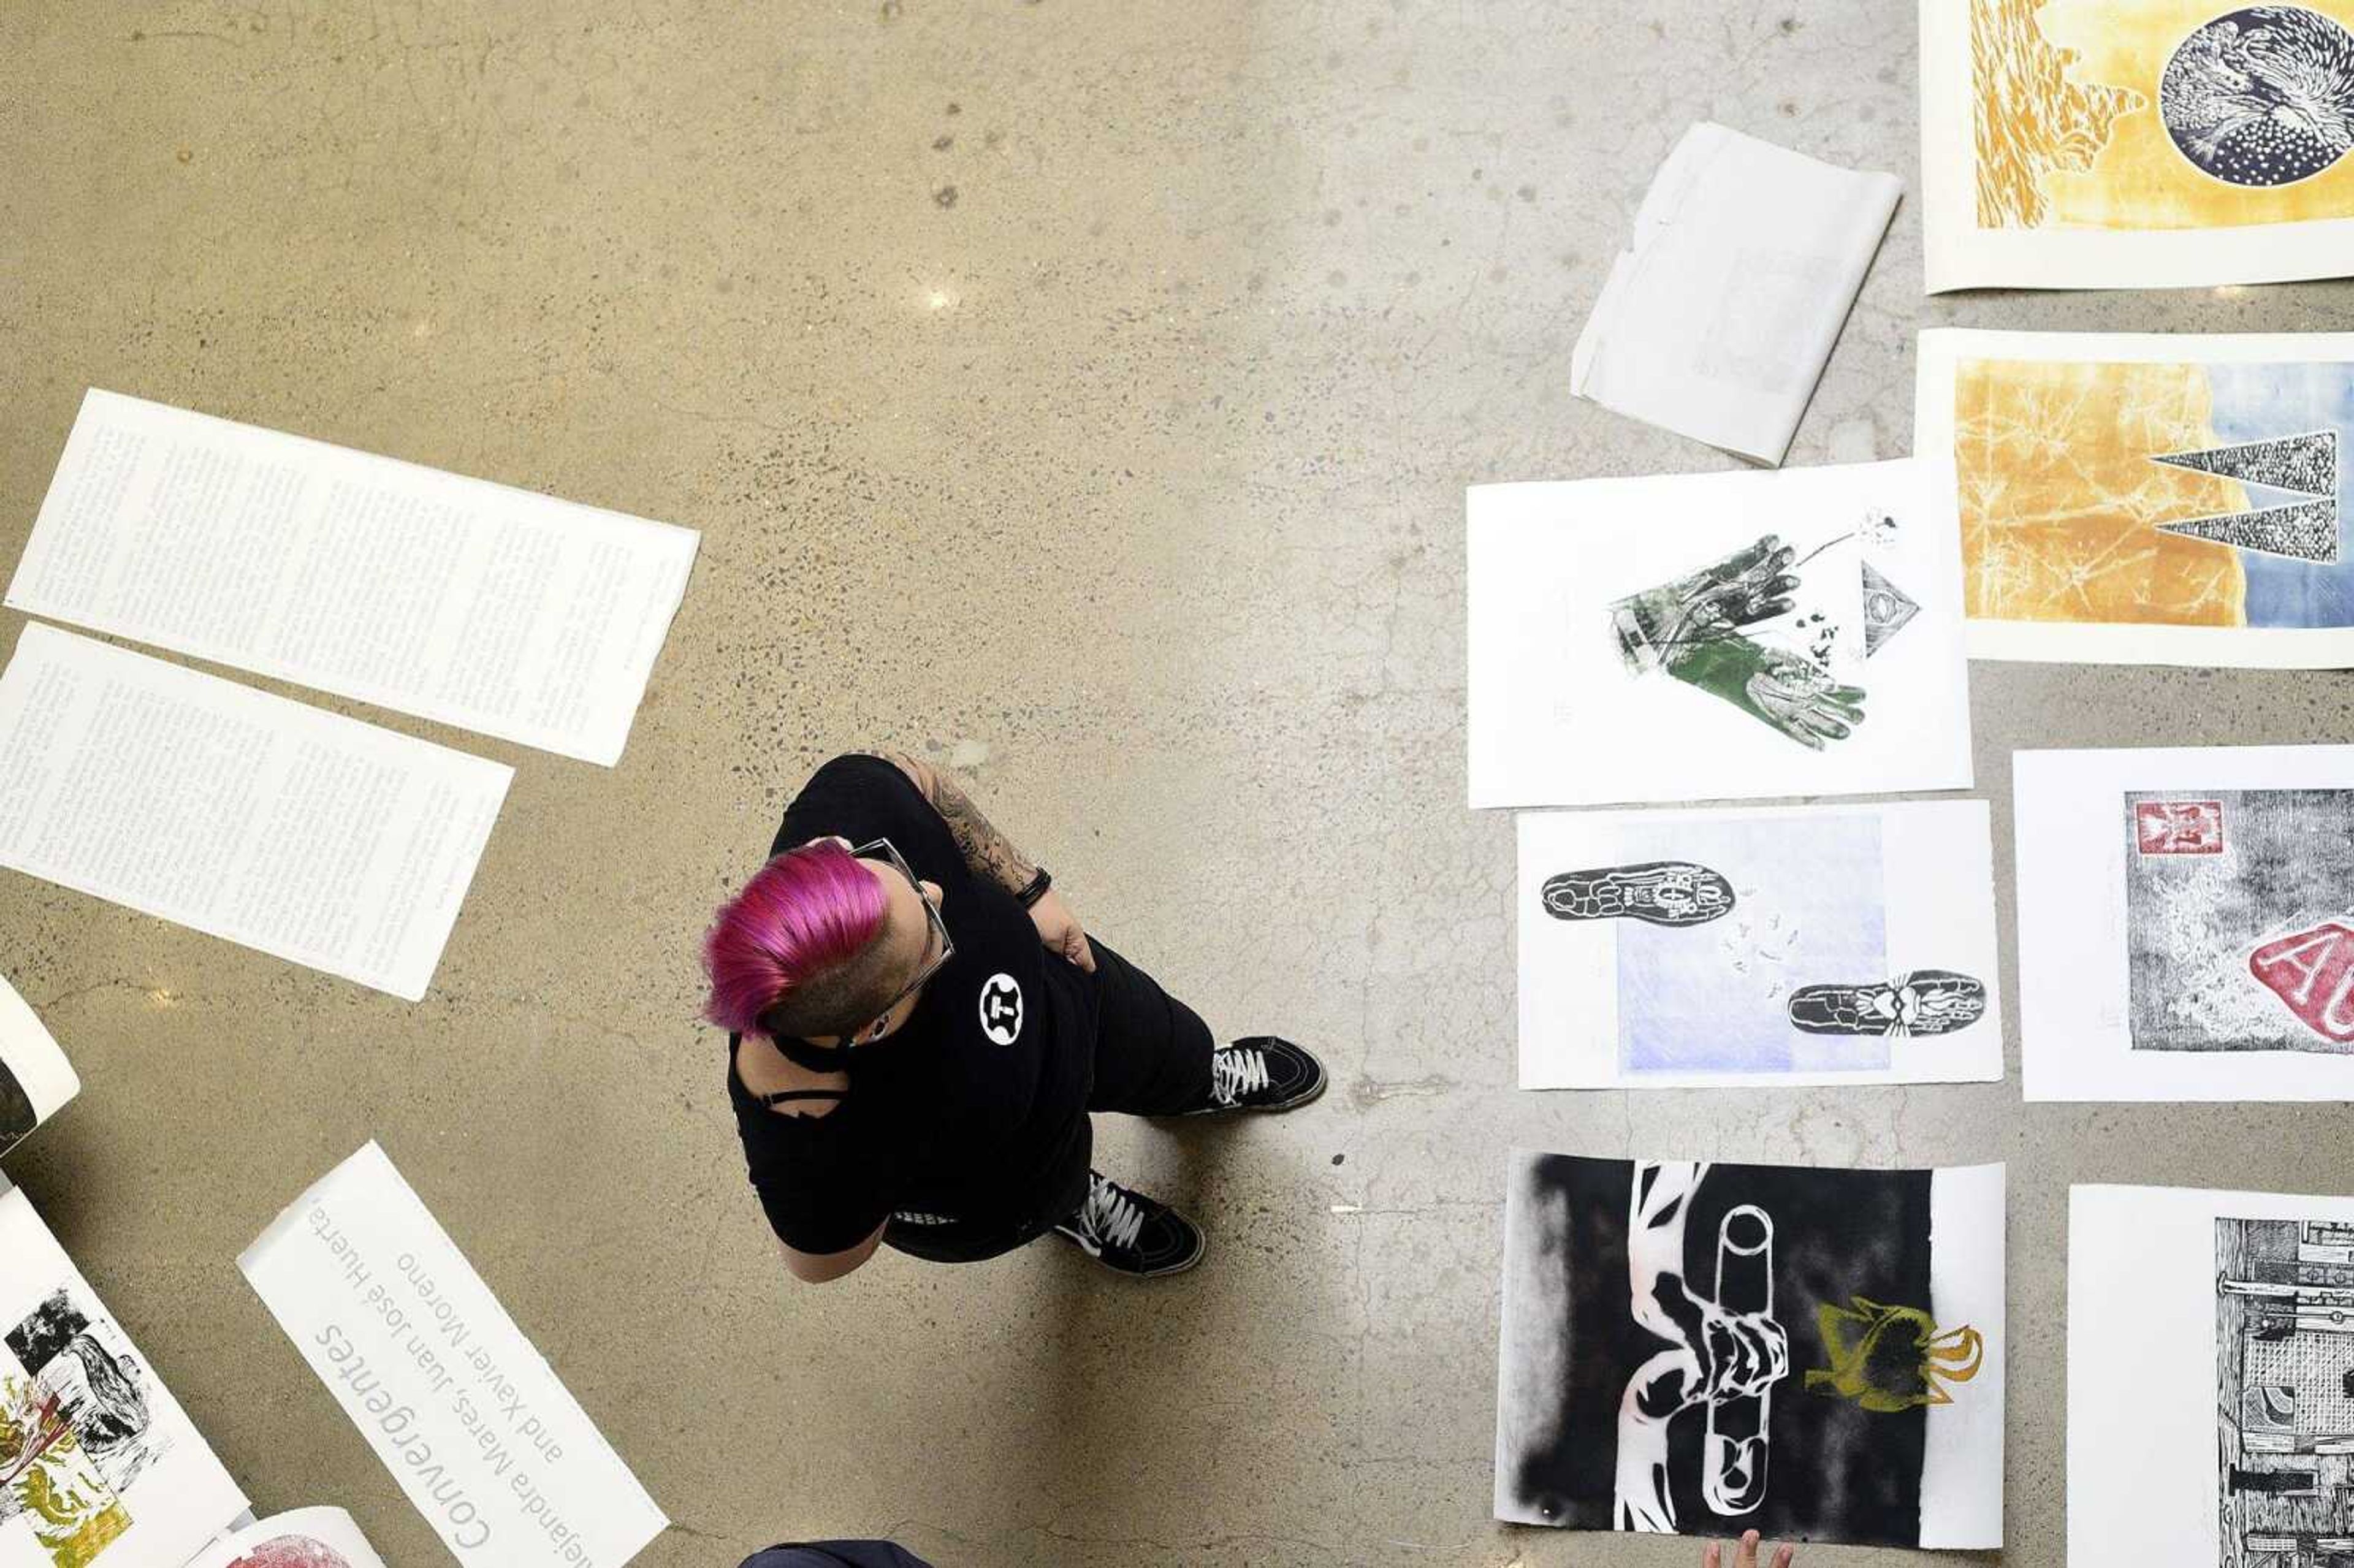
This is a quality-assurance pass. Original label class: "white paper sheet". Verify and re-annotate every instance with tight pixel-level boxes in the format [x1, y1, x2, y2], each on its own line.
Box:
[1922, 1, 2354, 292]
[6, 390, 699, 766]
[2068, 1182, 2354, 1567]
[1466, 459, 1972, 808]
[0, 972, 77, 1162]
[1494, 1150, 2004, 1548]
[0, 1187, 247, 1568]
[238, 1143, 667, 1568]
[1919, 328, 2354, 667]
[0, 625, 510, 1002]
[1517, 801, 2003, 1088]
[2016, 744, 2354, 1100]
[185, 1507, 389, 1568]
[1572, 123, 1900, 466]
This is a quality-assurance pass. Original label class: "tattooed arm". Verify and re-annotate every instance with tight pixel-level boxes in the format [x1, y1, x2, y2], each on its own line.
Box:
[880, 751, 1038, 892]
[879, 751, 1095, 972]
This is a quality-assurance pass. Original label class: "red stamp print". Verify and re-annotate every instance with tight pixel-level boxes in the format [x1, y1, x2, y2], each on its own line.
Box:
[2250, 923, 2354, 1045]
[2135, 799, 2224, 856]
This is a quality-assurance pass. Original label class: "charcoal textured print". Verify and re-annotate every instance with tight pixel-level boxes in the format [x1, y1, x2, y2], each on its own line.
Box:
[1496, 1152, 1949, 1548]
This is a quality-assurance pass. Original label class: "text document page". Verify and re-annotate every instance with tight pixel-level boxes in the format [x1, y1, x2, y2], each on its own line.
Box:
[7, 389, 699, 765]
[0, 625, 511, 1000]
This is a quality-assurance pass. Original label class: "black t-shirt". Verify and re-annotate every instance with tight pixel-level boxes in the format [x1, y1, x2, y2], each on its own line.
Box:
[726, 755, 1095, 1254]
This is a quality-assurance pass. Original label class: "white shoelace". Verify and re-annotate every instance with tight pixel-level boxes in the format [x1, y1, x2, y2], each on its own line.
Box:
[1210, 1046, 1271, 1106]
[1075, 1176, 1146, 1250]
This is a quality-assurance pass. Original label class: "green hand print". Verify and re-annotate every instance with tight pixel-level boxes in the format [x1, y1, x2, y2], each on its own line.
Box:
[1610, 534, 1866, 750]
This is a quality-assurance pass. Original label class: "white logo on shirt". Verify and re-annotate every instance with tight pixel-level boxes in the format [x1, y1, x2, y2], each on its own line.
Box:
[978, 973, 1024, 1046]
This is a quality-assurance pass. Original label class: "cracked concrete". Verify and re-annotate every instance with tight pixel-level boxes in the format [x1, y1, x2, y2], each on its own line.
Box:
[2, 2, 2350, 1565]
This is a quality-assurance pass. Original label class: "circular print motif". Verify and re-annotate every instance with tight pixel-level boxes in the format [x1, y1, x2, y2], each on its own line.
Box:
[2162, 7, 2354, 187]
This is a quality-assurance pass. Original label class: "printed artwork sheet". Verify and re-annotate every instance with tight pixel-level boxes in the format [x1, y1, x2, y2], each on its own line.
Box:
[2015, 745, 2354, 1099]
[1466, 460, 1971, 808]
[0, 625, 511, 1002]
[0, 1187, 246, 1568]
[1496, 1151, 2005, 1550]
[1920, 329, 2354, 666]
[183, 1508, 388, 1568]
[0, 973, 76, 1163]
[2068, 1183, 2354, 1567]
[1571, 122, 1902, 466]
[7, 389, 701, 766]
[239, 1143, 668, 1568]
[1517, 801, 2003, 1088]
[1923, 0, 2354, 290]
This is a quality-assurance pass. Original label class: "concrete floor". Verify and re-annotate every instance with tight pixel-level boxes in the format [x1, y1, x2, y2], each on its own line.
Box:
[3, 2, 2352, 1565]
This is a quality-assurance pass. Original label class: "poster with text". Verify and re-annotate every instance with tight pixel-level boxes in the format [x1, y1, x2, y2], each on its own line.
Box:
[238, 1143, 666, 1568]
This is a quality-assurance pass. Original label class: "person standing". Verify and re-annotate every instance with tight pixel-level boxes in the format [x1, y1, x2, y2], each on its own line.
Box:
[703, 752, 1325, 1281]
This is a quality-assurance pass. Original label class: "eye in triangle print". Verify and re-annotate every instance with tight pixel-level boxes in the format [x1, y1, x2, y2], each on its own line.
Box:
[1494, 1152, 2005, 1550]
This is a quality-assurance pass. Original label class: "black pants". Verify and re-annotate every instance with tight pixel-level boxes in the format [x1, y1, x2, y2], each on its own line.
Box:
[883, 937, 1214, 1263]
[740, 1544, 932, 1568]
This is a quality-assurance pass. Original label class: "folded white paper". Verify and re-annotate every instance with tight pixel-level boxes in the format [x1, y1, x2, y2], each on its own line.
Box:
[7, 390, 700, 766]
[1922, 0, 2354, 291]
[2016, 744, 2354, 1100]
[185, 1507, 389, 1568]
[0, 625, 511, 1002]
[1466, 459, 1972, 808]
[1517, 801, 2003, 1088]
[0, 972, 77, 1162]
[1573, 123, 1900, 466]
[239, 1143, 667, 1568]
[0, 1186, 248, 1567]
[2068, 1183, 2354, 1566]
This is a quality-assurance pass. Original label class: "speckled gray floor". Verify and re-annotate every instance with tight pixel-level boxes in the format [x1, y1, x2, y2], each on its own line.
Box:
[2, 4, 2348, 1566]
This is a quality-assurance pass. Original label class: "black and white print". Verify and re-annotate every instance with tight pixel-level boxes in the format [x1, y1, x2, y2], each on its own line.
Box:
[5, 1287, 169, 1496]
[0, 1187, 248, 1564]
[0, 1056, 33, 1162]
[2150, 429, 2342, 563]
[1495, 1151, 2004, 1550]
[0, 972, 76, 1163]
[2161, 7, 2354, 188]
[2213, 1216, 2354, 1566]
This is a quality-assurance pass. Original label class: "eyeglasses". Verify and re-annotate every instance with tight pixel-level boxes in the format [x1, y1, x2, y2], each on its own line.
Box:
[845, 838, 953, 1044]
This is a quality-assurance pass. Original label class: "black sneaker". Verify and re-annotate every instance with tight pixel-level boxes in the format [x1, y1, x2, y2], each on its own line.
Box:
[1188, 1036, 1328, 1114]
[1053, 1171, 1205, 1277]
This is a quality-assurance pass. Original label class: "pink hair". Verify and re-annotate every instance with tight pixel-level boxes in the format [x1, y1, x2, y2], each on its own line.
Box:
[702, 841, 890, 1037]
